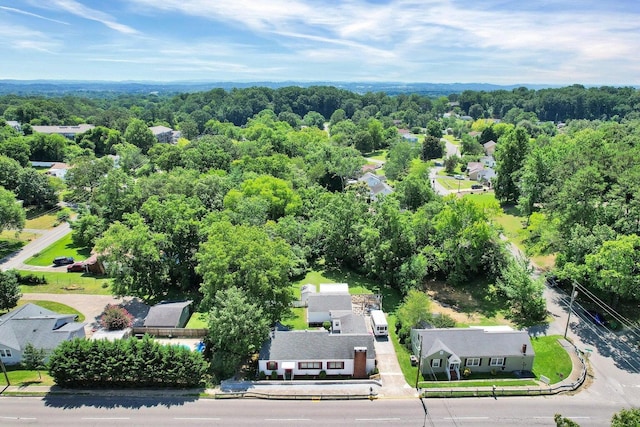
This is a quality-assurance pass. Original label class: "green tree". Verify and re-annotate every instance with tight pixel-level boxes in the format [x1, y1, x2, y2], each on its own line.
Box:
[0, 137, 31, 166]
[584, 234, 640, 306]
[426, 120, 442, 139]
[385, 140, 420, 181]
[124, 118, 156, 154]
[21, 343, 47, 379]
[496, 258, 547, 326]
[0, 187, 25, 232]
[421, 135, 444, 160]
[207, 286, 270, 380]
[302, 111, 325, 129]
[554, 413, 580, 427]
[611, 408, 640, 427]
[444, 155, 459, 174]
[0, 155, 23, 191]
[16, 168, 58, 208]
[494, 127, 530, 203]
[396, 290, 432, 346]
[70, 213, 105, 248]
[197, 221, 294, 323]
[65, 156, 114, 198]
[224, 175, 302, 221]
[0, 270, 21, 311]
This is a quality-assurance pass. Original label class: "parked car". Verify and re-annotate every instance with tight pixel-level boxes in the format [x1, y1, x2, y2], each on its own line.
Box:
[454, 174, 464, 180]
[584, 310, 608, 327]
[67, 262, 85, 272]
[471, 184, 483, 189]
[53, 256, 74, 266]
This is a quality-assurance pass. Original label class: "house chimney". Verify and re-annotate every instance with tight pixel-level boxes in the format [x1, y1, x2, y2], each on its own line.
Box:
[521, 344, 527, 354]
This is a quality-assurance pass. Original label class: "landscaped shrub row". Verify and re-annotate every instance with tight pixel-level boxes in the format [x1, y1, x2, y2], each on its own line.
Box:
[48, 336, 208, 388]
[10, 270, 47, 286]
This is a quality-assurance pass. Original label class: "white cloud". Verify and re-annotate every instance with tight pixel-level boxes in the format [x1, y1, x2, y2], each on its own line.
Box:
[0, 6, 70, 25]
[50, 0, 138, 34]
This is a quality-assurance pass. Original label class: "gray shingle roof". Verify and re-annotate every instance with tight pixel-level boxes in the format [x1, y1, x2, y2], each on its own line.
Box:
[415, 328, 534, 358]
[144, 301, 191, 327]
[259, 330, 376, 360]
[307, 293, 352, 313]
[0, 303, 85, 352]
[330, 311, 368, 334]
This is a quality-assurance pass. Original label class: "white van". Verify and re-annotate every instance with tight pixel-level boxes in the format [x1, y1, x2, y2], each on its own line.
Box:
[370, 310, 388, 337]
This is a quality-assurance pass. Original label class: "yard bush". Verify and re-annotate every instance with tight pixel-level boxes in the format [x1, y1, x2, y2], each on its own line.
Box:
[47, 336, 208, 388]
[11, 270, 47, 286]
[270, 370, 278, 380]
[100, 304, 133, 330]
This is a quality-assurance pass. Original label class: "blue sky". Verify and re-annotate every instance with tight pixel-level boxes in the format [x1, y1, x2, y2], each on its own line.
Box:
[1, 0, 639, 84]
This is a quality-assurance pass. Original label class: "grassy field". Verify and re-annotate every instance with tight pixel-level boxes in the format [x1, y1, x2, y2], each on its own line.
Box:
[437, 177, 474, 191]
[0, 237, 27, 260]
[366, 150, 388, 161]
[25, 233, 91, 266]
[24, 214, 58, 230]
[531, 335, 572, 384]
[19, 271, 112, 295]
[0, 368, 55, 387]
[15, 300, 85, 322]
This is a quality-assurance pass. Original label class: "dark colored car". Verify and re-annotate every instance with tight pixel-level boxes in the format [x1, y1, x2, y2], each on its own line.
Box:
[53, 256, 75, 266]
[584, 310, 608, 327]
[471, 184, 483, 189]
[67, 262, 85, 272]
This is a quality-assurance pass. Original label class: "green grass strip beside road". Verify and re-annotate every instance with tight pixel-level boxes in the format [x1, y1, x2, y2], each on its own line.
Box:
[24, 233, 91, 266]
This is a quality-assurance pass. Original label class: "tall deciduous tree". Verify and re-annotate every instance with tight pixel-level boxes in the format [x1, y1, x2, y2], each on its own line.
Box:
[207, 286, 270, 380]
[496, 258, 546, 326]
[197, 221, 294, 323]
[124, 118, 156, 154]
[0, 270, 21, 311]
[494, 126, 530, 203]
[0, 187, 25, 233]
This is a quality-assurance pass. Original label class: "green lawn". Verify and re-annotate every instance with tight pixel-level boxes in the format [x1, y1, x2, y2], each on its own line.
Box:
[25, 234, 91, 266]
[19, 270, 112, 295]
[366, 150, 388, 161]
[281, 307, 310, 330]
[0, 368, 55, 387]
[0, 237, 27, 260]
[16, 300, 85, 322]
[185, 312, 208, 329]
[531, 335, 572, 384]
[437, 177, 474, 191]
[24, 214, 58, 230]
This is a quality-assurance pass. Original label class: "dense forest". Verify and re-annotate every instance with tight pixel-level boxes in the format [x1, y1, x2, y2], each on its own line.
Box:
[1, 84, 639, 377]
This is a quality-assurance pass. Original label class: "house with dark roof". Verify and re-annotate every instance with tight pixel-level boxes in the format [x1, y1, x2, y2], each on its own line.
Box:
[411, 327, 535, 381]
[307, 293, 352, 325]
[258, 330, 376, 379]
[0, 303, 85, 365]
[143, 301, 192, 328]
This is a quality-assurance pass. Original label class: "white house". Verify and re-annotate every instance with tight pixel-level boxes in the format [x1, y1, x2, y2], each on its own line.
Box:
[0, 304, 85, 365]
[258, 330, 376, 379]
[149, 125, 181, 144]
[31, 124, 94, 140]
[357, 172, 394, 201]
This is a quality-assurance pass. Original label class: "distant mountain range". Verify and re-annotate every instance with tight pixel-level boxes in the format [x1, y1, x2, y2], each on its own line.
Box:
[0, 80, 566, 97]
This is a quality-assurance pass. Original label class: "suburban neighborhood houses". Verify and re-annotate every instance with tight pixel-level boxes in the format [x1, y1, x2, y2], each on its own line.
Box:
[1, 82, 639, 426]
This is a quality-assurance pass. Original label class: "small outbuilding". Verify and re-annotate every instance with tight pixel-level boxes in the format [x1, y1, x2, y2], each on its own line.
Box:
[143, 301, 192, 328]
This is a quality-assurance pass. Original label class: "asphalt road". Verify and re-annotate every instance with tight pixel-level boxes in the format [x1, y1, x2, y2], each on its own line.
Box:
[0, 394, 621, 426]
[0, 222, 72, 272]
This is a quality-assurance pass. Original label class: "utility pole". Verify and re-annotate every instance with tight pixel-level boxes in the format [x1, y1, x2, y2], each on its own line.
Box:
[564, 281, 578, 339]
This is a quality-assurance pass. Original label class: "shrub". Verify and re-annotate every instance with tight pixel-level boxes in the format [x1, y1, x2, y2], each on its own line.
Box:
[462, 368, 472, 378]
[270, 370, 278, 380]
[56, 208, 71, 222]
[322, 321, 331, 331]
[258, 371, 266, 380]
[100, 304, 133, 330]
[319, 370, 327, 379]
[10, 271, 47, 286]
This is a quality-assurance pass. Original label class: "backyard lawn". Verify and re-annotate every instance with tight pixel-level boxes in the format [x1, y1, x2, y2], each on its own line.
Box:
[24, 213, 59, 230]
[24, 234, 91, 266]
[0, 368, 55, 387]
[19, 270, 112, 295]
[15, 300, 85, 322]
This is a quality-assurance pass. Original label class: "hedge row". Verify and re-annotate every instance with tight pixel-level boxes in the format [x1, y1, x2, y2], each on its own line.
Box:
[48, 336, 208, 388]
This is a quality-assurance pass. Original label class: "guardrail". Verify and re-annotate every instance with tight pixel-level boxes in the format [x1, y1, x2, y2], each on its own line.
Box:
[215, 391, 376, 401]
[422, 343, 587, 398]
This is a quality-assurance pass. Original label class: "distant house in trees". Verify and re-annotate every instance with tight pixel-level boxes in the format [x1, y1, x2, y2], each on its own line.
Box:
[31, 124, 95, 140]
[466, 162, 484, 180]
[46, 162, 71, 179]
[0, 303, 85, 365]
[357, 172, 394, 201]
[6, 120, 21, 132]
[483, 140, 497, 156]
[480, 156, 496, 168]
[143, 301, 192, 328]
[468, 131, 481, 138]
[411, 327, 535, 381]
[149, 126, 181, 144]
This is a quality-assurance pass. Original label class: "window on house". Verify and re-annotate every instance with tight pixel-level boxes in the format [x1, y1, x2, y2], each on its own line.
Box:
[0, 349, 11, 358]
[430, 359, 441, 368]
[266, 361, 278, 370]
[465, 358, 480, 367]
[490, 357, 504, 366]
[327, 361, 344, 369]
[298, 361, 322, 370]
